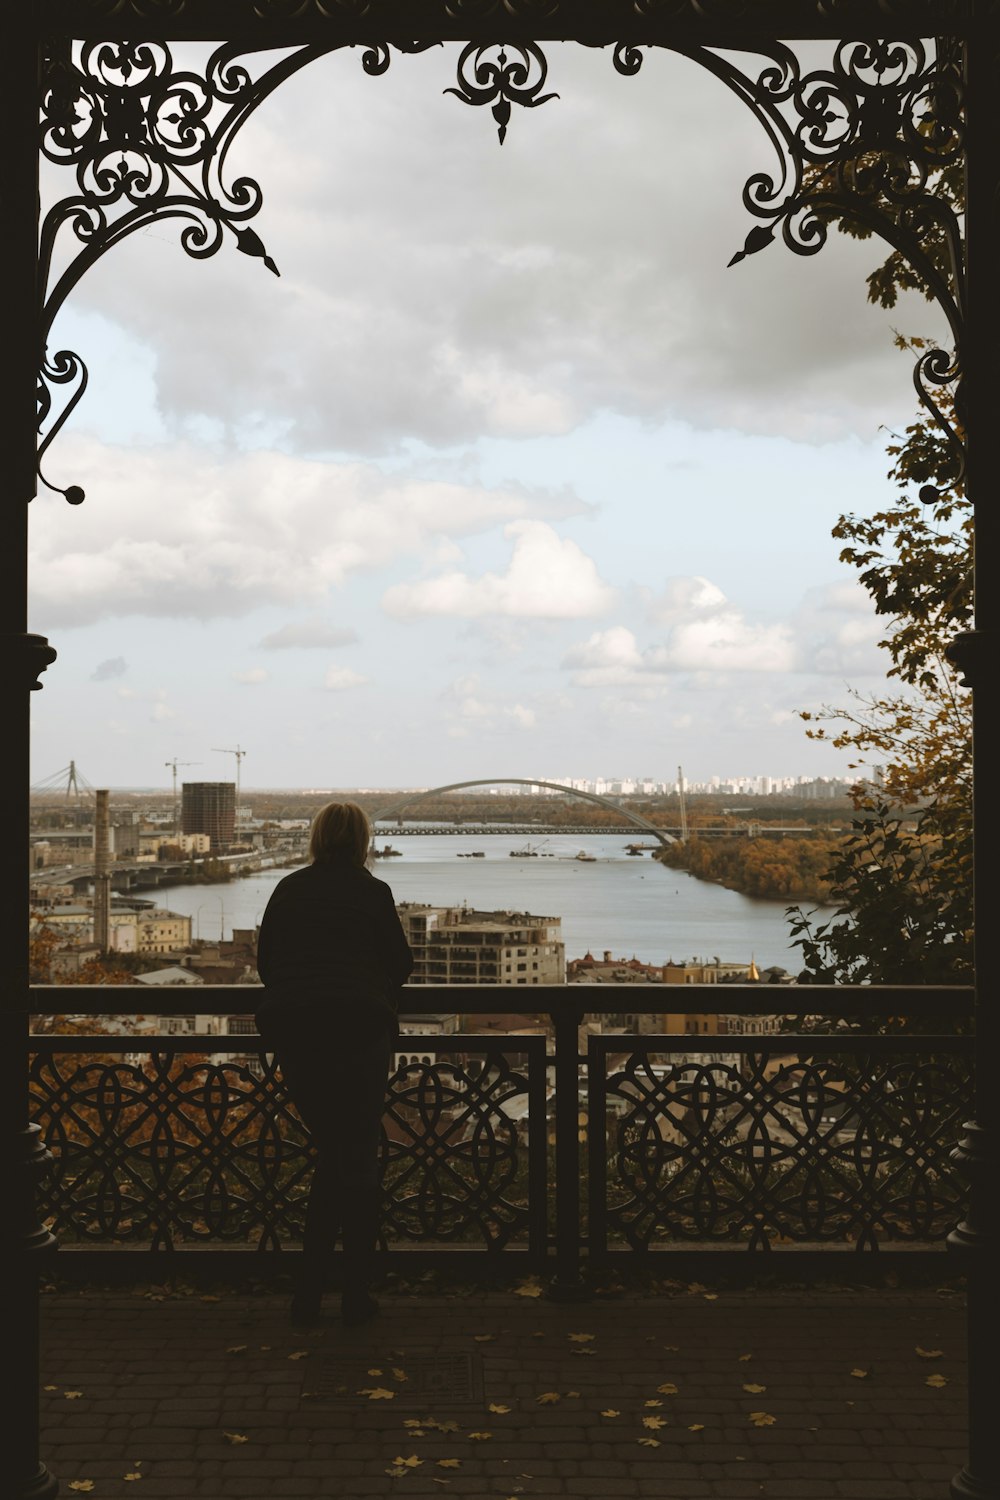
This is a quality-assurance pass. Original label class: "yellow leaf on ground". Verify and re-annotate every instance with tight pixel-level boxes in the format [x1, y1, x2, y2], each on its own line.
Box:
[917, 1347, 944, 1360]
[223, 1433, 248, 1444]
[43, 1385, 58, 1391]
[637, 1437, 661, 1448]
[642, 1415, 667, 1430]
[368, 1368, 384, 1376]
[687, 1282, 706, 1293]
[385, 1466, 408, 1478]
[600, 1410, 620, 1418]
[64, 1391, 84, 1400]
[392, 1368, 408, 1382]
[200, 1294, 221, 1303]
[392, 1455, 422, 1468]
[688, 1424, 705, 1432]
[226, 1346, 247, 1355]
[748, 1412, 776, 1427]
[565, 1391, 580, 1399]
[359, 1388, 396, 1400]
[488, 1403, 511, 1414]
[850, 1368, 871, 1379]
[738, 1354, 752, 1362]
[703, 1293, 719, 1301]
[68, 1483, 95, 1493]
[433, 1419, 459, 1433]
[437, 1459, 461, 1468]
[536, 1392, 560, 1404]
[656, 1382, 679, 1396]
[742, 1383, 766, 1394]
[466, 1431, 492, 1441]
[288, 1351, 309, 1361]
[403, 1419, 424, 1429]
[926, 1374, 949, 1388]
[644, 1399, 662, 1408]
[123, 1474, 142, 1482]
[473, 1334, 495, 1343]
[568, 1333, 595, 1343]
[514, 1281, 543, 1298]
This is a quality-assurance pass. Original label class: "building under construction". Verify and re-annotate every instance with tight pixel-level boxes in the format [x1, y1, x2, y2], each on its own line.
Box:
[181, 782, 235, 850]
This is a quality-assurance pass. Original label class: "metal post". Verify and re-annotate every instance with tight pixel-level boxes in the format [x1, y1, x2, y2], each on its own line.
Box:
[547, 999, 589, 1300]
[2, 17, 60, 1496]
[946, 27, 1000, 1500]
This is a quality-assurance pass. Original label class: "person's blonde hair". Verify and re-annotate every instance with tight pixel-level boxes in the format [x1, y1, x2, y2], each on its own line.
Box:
[309, 801, 370, 866]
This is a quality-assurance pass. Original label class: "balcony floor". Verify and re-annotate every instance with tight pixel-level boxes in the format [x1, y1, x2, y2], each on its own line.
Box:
[40, 1278, 967, 1498]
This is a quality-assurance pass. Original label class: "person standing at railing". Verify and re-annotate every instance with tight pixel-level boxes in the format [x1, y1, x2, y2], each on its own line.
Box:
[256, 801, 412, 1327]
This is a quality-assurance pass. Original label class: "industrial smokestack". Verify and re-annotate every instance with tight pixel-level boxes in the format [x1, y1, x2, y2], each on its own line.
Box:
[94, 789, 110, 953]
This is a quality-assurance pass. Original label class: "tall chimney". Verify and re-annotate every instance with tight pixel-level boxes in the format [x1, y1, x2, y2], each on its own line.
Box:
[94, 790, 110, 953]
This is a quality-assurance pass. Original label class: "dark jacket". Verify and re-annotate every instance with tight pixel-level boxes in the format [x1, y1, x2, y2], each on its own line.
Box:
[255, 857, 413, 1048]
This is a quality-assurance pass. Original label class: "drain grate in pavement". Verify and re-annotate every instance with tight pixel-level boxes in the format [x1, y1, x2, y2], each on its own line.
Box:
[304, 1349, 484, 1407]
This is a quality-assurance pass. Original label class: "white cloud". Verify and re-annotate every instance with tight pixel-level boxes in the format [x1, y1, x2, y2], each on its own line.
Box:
[234, 668, 269, 685]
[663, 612, 798, 673]
[259, 620, 358, 650]
[324, 666, 366, 691]
[382, 520, 615, 620]
[91, 656, 128, 681]
[29, 437, 582, 627]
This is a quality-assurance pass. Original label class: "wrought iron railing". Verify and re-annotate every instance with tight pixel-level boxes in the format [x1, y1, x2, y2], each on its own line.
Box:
[28, 984, 973, 1278]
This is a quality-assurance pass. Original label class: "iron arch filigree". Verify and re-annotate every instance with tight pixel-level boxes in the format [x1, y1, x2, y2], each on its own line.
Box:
[37, 33, 966, 501]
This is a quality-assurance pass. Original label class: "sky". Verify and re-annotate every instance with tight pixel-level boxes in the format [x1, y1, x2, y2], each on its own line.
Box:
[29, 41, 947, 792]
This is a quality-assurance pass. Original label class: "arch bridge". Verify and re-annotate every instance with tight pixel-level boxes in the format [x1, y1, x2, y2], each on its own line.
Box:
[373, 778, 674, 847]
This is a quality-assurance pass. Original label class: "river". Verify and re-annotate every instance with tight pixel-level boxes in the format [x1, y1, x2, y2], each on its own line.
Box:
[153, 831, 834, 972]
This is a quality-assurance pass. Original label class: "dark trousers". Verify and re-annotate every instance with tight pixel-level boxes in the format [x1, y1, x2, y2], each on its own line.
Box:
[278, 1037, 390, 1294]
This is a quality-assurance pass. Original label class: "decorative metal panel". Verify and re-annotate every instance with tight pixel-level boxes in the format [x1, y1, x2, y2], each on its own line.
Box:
[28, 1036, 544, 1253]
[589, 1035, 973, 1251]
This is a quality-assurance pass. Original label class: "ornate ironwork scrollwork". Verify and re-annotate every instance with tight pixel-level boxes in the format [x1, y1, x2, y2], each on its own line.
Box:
[614, 36, 966, 477]
[599, 1046, 971, 1249]
[29, 1041, 537, 1252]
[445, 43, 557, 143]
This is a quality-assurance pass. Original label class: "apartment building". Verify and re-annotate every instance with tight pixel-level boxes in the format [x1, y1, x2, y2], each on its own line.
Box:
[398, 904, 565, 986]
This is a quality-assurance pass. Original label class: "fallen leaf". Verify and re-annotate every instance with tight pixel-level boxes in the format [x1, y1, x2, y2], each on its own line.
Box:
[738, 1354, 752, 1362]
[68, 1484, 95, 1494]
[688, 1424, 705, 1432]
[637, 1437, 661, 1447]
[850, 1368, 871, 1380]
[687, 1282, 706, 1293]
[916, 1347, 944, 1360]
[64, 1391, 84, 1400]
[643, 1399, 663, 1408]
[466, 1431, 492, 1441]
[226, 1346, 247, 1355]
[437, 1459, 461, 1469]
[600, 1409, 620, 1418]
[565, 1391, 581, 1399]
[368, 1368, 384, 1376]
[926, 1374, 949, 1388]
[403, 1419, 425, 1429]
[663, 1345, 680, 1352]
[392, 1368, 408, 1382]
[385, 1466, 409, 1478]
[359, 1388, 396, 1400]
[123, 1475, 142, 1483]
[288, 1351, 309, 1361]
[536, 1392, 560, 1404]
[571, 1348, 596, 1356]
[223, 1433, 248, 1445]
[514, 1281, 543, 1298]
[748, 1412, 776, 1427]
[703, 1293, 719, 1301]
[433, 1419, 459, 1433]
[743, 1383, 767, 1394]
[44, 1385, 58, 1391]
[568, 1333, 595, 1343]
[656, 1382, 679, 1396]
[473, 1334, 496, 1343]
[488, 1403, 511, 1414]
[392, 1455, 422, 1468]
[642, 1415, 667, 1430]
[200, 1294, 221, 1303]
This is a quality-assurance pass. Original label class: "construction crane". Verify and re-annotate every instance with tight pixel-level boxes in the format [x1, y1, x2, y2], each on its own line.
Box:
[165, 758, 200, 836]
[213, 745, 247, 838]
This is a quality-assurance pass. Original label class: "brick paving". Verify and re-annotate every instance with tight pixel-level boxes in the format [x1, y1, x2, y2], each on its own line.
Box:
[39, 1279, 967, 1500]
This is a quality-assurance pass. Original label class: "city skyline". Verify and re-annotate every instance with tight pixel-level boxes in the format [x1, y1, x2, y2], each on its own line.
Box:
[30, 43, 944, 789]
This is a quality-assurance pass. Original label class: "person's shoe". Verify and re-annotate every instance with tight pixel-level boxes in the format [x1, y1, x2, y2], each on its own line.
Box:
[341, 1292, 379, 1328]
